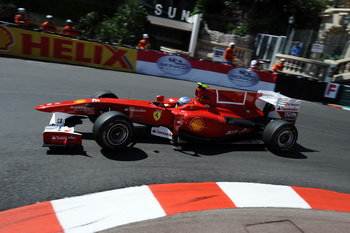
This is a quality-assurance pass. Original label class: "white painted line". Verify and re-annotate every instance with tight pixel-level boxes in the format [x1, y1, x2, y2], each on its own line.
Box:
[217, 182, 312, 209]
[52, 185, 166, 233]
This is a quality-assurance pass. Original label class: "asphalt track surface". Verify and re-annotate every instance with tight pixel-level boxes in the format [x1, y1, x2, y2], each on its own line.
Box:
[1, 57, 350, 232]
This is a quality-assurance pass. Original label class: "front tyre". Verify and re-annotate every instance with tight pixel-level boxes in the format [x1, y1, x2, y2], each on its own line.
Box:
[90, 90, 118, 99]
[88, 90, 118, 123]
[262, 120, 298, 153]
[93, 111, 134, 151]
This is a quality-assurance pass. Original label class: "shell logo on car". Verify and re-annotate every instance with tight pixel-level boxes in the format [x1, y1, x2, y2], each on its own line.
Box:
[190, 117, 204, 132]
[0, 26, 14, 51]
[75, 99, 87, 103]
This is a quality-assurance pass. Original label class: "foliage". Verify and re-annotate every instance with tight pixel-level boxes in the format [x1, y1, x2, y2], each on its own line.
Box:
[79, 0, 148, 45]
[1, 0, 101, 22]
[79, 12, 102, 39]
[97, 1, 148, 44]
[321, 54, 344, 60]
[192, 0, 330, 35]
[3, 0, 331, 38]
[233, 23, 249, 36]
[192, 0, 227, 15]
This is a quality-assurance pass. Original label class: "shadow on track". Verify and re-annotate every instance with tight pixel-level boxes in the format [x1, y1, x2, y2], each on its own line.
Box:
[46, 146, 91, 157]
[100, 147, 148, 161]
[272, 143, 317, 159]
[174, 143, 315, 159]
[173, 143, 266, 157]
[68, 129, 315, 160]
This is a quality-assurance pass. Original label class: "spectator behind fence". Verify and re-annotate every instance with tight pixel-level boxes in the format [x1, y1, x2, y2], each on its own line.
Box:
[250, 57, 265, 70]
[271, 59, 286, 73]
[289, 42, 302, 56]
[138, 34, 151, 49]
[40, 15, 57, 33]
[223, 42, 236, 65]
[14, 8, 30, 27]
[61, 19, 79, 37]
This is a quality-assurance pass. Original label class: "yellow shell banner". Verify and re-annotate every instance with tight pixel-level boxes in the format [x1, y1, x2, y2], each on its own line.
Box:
[0, 25, 136, 72]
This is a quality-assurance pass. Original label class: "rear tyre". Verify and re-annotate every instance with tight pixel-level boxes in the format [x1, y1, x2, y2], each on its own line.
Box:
[262, 119, 298, 153]
[88, 90, 118, 123]
[93, 111, 134, 151]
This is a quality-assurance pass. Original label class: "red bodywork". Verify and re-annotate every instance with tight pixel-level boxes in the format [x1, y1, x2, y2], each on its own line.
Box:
[36, 87, 265, 139]
[36, 84, 300, 148]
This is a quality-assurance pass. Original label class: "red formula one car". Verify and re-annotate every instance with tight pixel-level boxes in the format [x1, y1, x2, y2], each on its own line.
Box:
[35, 83, 301, 153]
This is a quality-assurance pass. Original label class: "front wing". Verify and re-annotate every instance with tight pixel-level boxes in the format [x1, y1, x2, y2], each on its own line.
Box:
[42, 112, 82, 147]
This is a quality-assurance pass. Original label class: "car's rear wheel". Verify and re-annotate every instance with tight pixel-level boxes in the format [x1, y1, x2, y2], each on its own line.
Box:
[93, 111, 134, 151]
[262, 119, 298, 153]
[88, 90, 118, 123]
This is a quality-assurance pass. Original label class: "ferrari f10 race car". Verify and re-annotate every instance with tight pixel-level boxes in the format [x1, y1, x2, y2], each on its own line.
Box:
[35, 83, 301, 153]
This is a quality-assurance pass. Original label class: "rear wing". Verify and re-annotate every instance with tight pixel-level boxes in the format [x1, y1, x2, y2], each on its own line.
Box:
[256, 90, 301, 123]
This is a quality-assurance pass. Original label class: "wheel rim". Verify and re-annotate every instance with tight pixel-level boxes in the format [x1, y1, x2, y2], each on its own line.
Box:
[106, 123, 129, 146]
[277, 130, 294, 148]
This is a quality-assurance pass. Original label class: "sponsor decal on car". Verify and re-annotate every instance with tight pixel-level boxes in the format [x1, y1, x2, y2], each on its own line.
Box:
[51, 136, 67, 140]
[124, 107, 146, 112]
[189, 117, 204, 132]
[227, 68, 259, 87]
[157, 55, 192, 76]
[56, 118, 63, 125]
[153, 110, 162, 121]
[281, 112, 298, 122]
[151, 126, 173, 139]
[75, 99, 87, 103]
[70, 106, 86, 111]
[284, 112, 297, 118]
[238, 128, 252, 134]
[226, 130, 239, 135]
[277, 103, 300, 112]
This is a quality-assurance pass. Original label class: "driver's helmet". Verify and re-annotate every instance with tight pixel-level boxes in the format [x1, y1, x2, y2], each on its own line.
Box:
[177, 96, 190, 106]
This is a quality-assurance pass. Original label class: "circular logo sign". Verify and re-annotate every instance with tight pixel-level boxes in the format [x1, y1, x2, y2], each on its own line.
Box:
[227, 68, 260, 87]
[190, 117, 204, 132]
[157, 55, 192, 76]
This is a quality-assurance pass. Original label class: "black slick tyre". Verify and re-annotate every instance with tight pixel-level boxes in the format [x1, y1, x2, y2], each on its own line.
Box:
[262, 119, 298, 153]
[90, 90, 118, 99]
[88, 90, 118, 123]
[93, 111, 134, 151]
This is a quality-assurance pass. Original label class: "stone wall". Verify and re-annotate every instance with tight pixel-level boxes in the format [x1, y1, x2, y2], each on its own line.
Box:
[198, 24, 255, 49]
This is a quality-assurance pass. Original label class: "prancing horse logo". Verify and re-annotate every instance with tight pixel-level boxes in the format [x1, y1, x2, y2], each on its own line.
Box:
[153, 110, 162, 121]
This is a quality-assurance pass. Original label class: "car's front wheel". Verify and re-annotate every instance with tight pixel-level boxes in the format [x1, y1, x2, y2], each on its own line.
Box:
[88, 90, 118, 123]
[93, 111, 134, 151]
[262, 119, 298, 153]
